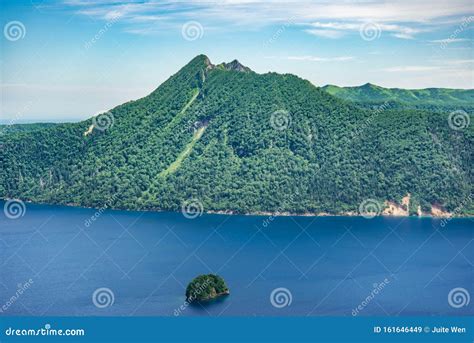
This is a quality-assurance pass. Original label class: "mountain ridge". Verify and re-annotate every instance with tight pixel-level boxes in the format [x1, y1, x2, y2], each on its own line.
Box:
[322, 83, 474, 108]
[1, 55, 472, 216]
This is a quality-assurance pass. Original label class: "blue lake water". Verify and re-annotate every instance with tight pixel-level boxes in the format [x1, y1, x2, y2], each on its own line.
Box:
[0, 202, 472, 316]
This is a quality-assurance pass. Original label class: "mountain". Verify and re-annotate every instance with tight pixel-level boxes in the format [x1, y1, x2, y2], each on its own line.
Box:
[1, 55, 473, 216]
[0, 123, 57, 135]
[322, 83, 474, 110]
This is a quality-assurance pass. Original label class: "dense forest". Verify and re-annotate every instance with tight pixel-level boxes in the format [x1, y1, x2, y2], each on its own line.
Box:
[1, 55, 472, 215]
[0, 123, 57, 135]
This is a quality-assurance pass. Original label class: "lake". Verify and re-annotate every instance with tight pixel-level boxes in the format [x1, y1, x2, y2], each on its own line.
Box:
[0, 202, 472, 316]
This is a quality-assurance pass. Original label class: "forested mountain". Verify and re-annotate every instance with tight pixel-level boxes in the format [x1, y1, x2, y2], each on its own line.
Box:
[1, 55, 473, 215]
[322, 83, 474, 111]
[0, 123, 57, 135]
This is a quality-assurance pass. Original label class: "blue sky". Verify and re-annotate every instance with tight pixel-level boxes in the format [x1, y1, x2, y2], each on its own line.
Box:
[1, 0, 473, 122]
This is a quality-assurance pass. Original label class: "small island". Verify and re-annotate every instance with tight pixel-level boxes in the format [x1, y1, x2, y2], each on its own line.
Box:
[185, 274, 230, 302]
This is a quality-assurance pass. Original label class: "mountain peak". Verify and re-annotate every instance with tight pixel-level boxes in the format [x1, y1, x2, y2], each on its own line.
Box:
[223, 59, 251, 72]
[186, 54, 213, 68]
[360, 82, 385, 90]
[4, 55, 471, 218]
[185, 55, 251, 73]
[211, 59, 251, 73]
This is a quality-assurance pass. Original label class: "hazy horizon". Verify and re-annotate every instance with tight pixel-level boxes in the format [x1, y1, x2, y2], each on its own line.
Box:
[1, 58, 473, 124]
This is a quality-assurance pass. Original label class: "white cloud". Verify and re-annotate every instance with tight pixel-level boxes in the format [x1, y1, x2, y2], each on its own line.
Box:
[391, 33, 414, 39]
[428, 38, 470, 44]
[307, 22, 360, 30]
[304, 29, 346, 39]
[306, 21, 423, 40]
[128, 15, 165, 23]
[64, 0, 474, 40]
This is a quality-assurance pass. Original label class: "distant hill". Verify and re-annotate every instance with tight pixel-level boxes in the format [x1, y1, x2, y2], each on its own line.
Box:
[0, 123, 57, 135]
[322, 83, 474, 110]
[1, 55, 472, 216]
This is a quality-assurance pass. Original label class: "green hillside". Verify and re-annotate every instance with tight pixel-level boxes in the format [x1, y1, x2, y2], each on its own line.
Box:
[0, 123, 57, 135]
[1, 55, 472, 215]
[322, 83, 474, 110]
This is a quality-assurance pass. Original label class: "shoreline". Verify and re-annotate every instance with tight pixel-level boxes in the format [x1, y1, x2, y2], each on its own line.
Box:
[2, 198, 472, 218]
[205, 210, 457, 219]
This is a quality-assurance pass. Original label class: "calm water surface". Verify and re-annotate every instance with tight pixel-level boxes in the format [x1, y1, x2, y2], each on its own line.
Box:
[0, 202, 472, 316]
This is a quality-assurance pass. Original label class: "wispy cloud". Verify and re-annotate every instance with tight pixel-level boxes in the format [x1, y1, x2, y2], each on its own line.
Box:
[428, 38, 471, 44]
[305, 22, 423, 39]
[63, 0, 474, 40]
[304, 29, 345, 39]
[391, 33, 414, 39]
